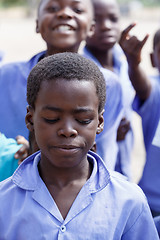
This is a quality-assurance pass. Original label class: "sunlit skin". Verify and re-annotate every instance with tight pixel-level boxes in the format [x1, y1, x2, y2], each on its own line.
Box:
[36, 0, 94, 55]
[26, 79, 104, 219]
[86, 0, 120, 69]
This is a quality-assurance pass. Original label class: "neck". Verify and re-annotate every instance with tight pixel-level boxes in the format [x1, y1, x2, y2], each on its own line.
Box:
[86, 46, 114, 71]
[38, 156, 92, 189]
[46, 44, 80, 57]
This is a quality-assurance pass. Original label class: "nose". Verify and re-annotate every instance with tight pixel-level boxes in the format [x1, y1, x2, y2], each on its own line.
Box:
[58, 120, 78, 138]
[56, 7, 73, 19]
[101, 19, 112, 30]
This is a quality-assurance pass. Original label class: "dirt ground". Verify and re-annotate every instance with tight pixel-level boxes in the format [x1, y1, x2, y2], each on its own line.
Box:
[0, 6, 160, 182]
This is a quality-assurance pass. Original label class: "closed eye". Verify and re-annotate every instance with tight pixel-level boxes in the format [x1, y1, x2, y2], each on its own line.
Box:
[46, 6, 59, 13]
[73, 7, 84, 14]
[43, 118, 59, 124]
[76, 119, 92, 125]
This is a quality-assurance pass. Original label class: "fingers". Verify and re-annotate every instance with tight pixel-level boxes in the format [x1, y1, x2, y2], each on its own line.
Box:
[14, 145, 28, 158]
[141, 34, 149, 48]
[120, 22, 136, 40]
[120, 23, 149, 49]
[117, 118, 130, 141]
[14, 136, 30, 161]
[16, 135, 29, 147]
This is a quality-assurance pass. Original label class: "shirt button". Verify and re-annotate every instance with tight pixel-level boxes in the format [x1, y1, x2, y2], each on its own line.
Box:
[60, 225, 66, 232]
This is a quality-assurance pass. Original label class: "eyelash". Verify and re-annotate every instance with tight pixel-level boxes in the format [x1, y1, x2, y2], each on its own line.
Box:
[44, 118, 92, 125]
[76, 119, 92, 125]
[44, 118, 59, 124]
[73, 8, 84, 14]
[46, 6, 59, 13]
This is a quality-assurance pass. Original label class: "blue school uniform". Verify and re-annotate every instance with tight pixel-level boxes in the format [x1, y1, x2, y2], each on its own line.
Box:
[0, 51, 45, 139]
[133, 76, 160, 214]
[94, 67, 123, 170]
[83, 45, 135, 179]
[0, 150, 158, 240]
[154, 216, 160, 237]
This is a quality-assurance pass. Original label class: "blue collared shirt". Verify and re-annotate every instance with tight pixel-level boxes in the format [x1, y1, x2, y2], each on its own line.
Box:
[0, 151, 158, 239]
[82, 46, 134, 179]
[82, 48, 123, 170]
[133, 77, 160, 212]
[0, 51, 45, 139]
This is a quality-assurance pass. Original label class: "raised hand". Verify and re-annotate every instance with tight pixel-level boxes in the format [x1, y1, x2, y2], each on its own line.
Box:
[119, 23, 149, 67]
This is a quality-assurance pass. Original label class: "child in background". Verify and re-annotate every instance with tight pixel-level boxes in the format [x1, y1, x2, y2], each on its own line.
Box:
[83, 0, 136, 179]
[0, 0, 123, 173]
[120, 26, 160, 217]
[0, 0, 95, 140]
[0, 52, 158, 239]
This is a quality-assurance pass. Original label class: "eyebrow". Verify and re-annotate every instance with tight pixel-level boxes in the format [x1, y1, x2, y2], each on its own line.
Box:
[42, 105, 95, 114]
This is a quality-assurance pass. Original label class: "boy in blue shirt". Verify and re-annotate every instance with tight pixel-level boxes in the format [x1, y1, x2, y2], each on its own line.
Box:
[0, 52, 158, 239]
[120, 25, 160, 217]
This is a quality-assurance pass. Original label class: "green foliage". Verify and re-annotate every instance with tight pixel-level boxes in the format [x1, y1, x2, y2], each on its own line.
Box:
[0, 0, 27, 7]
[117, 0, 160, 7]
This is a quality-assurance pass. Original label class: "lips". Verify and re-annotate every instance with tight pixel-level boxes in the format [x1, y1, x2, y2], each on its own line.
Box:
[56, 144, 79, 149]
[51, 144, 81, 155]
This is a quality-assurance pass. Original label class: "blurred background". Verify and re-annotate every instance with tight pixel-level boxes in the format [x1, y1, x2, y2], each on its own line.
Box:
[0, 0, 160, 182]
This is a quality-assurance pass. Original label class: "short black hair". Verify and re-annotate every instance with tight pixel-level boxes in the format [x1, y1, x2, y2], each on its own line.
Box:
[153, 29, 160, 50]
[27, 52, 106, 113]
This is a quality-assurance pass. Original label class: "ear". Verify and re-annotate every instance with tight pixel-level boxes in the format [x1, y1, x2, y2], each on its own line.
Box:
[36, 19, 40, 33]
[150, 52, 156, 68]
[96, 110, 104, 135]
[87, 20, 95, 38]
[25, 105, 34, 132]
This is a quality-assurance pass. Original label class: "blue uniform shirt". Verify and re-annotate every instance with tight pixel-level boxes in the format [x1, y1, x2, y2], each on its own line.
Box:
[154, 216, 160, 238]
[0, 51, 45, 139]
[95, 67, 123, 170]
[0, 151, 158, 239]
[82, 48, 123, 171]
[83, 45, 135, 178]
[133, 76, 160, 213]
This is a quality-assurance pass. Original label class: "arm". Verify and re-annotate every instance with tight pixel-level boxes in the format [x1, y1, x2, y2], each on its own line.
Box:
[119, 23, 152, 101]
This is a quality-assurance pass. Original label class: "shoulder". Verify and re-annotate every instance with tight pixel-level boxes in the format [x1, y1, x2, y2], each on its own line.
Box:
[0, 51, 45, 80]
[107, 171, 157, 236]
[109, 170, 148, 205]
[0, 177, 18, 200]
[100, 67, 122, 93]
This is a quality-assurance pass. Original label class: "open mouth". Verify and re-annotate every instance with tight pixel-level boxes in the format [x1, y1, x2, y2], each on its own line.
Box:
[53, 24, 75, 32]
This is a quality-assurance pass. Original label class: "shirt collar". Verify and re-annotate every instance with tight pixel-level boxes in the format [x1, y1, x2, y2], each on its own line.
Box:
[12, 150, 110, 193]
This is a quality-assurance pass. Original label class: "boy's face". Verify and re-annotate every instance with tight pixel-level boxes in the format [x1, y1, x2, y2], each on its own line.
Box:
[86, 0, 120, 51]
[36, 0, 94, 53]
[151, 42, 160, 73]
[26, 79, 104, 169]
